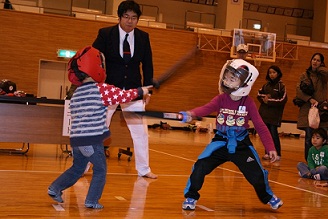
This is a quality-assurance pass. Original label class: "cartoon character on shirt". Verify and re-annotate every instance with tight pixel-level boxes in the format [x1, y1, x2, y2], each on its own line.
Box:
[217, 105, 247, 127]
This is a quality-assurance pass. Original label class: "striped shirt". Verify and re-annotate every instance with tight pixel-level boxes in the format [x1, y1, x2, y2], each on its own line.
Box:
[69, 81, 141, 147]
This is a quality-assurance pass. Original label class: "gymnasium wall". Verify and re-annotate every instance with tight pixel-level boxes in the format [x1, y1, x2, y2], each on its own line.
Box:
[1, 9, 328, 122]
[11, 0, 316, 41]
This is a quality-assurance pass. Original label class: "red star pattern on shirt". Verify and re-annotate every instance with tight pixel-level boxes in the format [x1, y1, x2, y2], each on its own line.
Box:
[97, 83, 139, 106]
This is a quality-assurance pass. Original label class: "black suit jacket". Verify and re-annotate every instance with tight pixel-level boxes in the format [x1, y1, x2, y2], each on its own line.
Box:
[92, 24, 153, 90]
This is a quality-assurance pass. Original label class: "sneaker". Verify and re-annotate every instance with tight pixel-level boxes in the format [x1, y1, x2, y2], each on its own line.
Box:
[302, 172, 312, 178]
[262, 154, 270, 160]
[312, 174, 321, 180]
[298, 170, 312, 178]
[85, 203, 104, 209]
[48, 189, 63, 203]
[267, 195, 283, 210]
[182, 198, 197, 210]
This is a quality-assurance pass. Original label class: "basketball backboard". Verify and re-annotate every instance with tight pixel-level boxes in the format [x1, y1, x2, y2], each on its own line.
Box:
[231, 28, 276, 63]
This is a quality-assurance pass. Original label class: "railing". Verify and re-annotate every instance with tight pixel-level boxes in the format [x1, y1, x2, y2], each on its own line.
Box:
[284, 23, 312, 42]
[139, 4, 159, 21]
[184, 10, 216, 29]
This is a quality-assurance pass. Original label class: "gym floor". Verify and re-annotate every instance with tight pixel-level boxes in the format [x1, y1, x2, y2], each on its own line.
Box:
[0, 128, 327, 218]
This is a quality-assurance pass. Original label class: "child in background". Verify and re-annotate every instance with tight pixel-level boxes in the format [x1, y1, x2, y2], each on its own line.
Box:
[297, 128, 328, 180]
[179, 59, 283, 211]
[257, 65, 287, 161]
[47, 46, 150, 209]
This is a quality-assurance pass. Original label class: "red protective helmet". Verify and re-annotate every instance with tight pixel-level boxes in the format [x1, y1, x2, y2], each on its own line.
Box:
[68, 46, 106, 86]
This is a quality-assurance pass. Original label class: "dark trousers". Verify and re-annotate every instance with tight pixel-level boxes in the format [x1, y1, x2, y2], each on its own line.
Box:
[184, 145, 274, 204]
[304, 127, 313, 161]
[265, 123, 281, 156]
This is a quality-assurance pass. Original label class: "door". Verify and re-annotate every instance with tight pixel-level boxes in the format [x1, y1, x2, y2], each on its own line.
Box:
[38, 60, 70, 99]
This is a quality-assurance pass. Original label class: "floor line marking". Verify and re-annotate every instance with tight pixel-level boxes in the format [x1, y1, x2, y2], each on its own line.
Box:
[197, 204, 215, 211]
[115, 196, 127, 201]
[52, 204, 65, 211]
[149, 148, 328, 198]
[2, 148, 327, 198]
[0, 169, 243, 179]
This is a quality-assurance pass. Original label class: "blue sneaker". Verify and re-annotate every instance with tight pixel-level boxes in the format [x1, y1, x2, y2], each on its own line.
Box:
[267, 195, 283, 210]
[182, 198, 197, 210]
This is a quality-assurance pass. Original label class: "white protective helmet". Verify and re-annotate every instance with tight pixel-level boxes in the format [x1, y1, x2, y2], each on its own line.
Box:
[219, 59, 259, 96]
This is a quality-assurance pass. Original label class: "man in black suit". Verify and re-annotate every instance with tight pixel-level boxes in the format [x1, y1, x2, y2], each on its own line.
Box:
[92, 0, 157, 179]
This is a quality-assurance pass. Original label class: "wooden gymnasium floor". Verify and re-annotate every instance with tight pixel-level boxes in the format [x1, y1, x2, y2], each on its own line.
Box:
[0, 128, 328, 219]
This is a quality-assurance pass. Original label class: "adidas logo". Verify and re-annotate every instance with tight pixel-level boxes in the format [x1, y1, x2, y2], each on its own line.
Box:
[246, 157, 254, 162]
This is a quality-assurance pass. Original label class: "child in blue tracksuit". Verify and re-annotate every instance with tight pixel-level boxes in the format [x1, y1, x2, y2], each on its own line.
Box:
[179, 59, 283, 211]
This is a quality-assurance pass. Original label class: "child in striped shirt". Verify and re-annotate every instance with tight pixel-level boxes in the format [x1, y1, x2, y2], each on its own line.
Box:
[48, 46, 150, 209]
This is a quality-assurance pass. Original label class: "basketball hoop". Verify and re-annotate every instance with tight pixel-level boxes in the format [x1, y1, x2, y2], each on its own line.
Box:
[252, 53, 261, 67]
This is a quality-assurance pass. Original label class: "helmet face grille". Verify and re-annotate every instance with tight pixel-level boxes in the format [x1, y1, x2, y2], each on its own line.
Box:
[219, 59, 259, 97]
[225, 65, 250, 87]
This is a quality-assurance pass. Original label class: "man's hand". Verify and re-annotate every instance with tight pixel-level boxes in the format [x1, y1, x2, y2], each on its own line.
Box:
[141, 85, 153, 105]
[141, 85, 153, 96]
[143, 93, 151, 105]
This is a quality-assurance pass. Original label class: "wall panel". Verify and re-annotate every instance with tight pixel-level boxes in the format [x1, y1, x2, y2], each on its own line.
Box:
[1, 9, 328, 122]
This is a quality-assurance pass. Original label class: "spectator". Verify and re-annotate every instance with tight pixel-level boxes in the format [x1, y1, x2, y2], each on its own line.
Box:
[296, 53, 328, 160]
[297, 128, 328, 180]
[257, 65, 287, 161]
[236, 44, 248, 60]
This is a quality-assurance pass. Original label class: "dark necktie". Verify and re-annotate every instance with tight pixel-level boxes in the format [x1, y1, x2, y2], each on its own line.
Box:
[123, 33, 131, 63]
